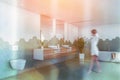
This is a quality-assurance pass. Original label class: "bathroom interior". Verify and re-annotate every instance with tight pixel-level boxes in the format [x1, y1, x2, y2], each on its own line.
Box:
[0, 0, 120, 80]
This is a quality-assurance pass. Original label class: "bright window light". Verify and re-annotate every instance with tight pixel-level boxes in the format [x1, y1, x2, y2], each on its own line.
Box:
[52, 18, 56, 37]
[10, 1, 18, 45]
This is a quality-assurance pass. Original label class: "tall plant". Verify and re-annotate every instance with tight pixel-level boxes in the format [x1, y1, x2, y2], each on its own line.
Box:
[73, 38, 85, 53]
[78, 38, 85, 53]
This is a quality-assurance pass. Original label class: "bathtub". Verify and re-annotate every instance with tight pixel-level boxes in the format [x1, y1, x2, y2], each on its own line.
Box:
[98, 51, 120, 62]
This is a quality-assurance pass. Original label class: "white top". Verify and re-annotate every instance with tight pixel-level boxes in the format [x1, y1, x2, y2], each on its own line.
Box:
[90, 34, 99, 56]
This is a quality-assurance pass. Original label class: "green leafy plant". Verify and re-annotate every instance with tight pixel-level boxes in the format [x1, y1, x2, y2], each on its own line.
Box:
[73, 38, 85, 53]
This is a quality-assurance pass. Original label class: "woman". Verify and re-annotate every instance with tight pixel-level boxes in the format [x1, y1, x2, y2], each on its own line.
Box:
[88, 29, 101, 74]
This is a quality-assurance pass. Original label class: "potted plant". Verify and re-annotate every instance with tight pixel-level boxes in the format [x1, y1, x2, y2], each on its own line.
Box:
[73, 37, 85, 60]
[78, 38, 85, 61]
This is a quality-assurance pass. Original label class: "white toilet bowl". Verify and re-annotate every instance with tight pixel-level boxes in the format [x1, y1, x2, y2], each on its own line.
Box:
[10, 59, 26, 70]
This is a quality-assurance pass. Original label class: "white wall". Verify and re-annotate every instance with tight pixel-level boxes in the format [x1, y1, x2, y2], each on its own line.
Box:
[79, 24, 120, 40]
[0, 2, 40, 44]
[64, 23, 79, 42]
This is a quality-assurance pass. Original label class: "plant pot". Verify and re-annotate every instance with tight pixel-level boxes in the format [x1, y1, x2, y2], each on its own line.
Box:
[79, 53, 85, 61]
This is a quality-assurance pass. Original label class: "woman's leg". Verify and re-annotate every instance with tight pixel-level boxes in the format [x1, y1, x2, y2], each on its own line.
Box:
[88, 56, 95, 73]
[95, 56, 101, 72]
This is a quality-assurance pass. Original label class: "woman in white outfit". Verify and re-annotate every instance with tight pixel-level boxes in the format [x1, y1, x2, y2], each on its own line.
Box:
[88, 29, 101, 73]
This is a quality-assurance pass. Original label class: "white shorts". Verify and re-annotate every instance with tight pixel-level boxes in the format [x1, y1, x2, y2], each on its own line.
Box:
[91, 50, 99, 56]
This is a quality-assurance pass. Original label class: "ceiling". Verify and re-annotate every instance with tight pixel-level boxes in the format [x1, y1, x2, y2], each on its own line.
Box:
[1, 0, 120, 26]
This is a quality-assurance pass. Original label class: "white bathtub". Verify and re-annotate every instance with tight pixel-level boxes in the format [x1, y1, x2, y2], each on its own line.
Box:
[98, 51, 120, 62]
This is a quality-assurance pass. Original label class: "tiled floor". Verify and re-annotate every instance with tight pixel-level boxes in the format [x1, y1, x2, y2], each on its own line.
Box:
[2, 58, 120, 80]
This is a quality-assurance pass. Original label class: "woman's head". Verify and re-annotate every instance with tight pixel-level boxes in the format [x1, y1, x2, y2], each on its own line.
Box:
[91, 29, 97, 35]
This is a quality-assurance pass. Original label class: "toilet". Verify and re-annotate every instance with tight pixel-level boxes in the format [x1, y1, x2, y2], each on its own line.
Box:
[10, 59, 26, 70]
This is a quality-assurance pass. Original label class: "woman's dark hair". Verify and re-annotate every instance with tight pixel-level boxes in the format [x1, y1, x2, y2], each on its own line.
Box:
[91, 29, 97, 34]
